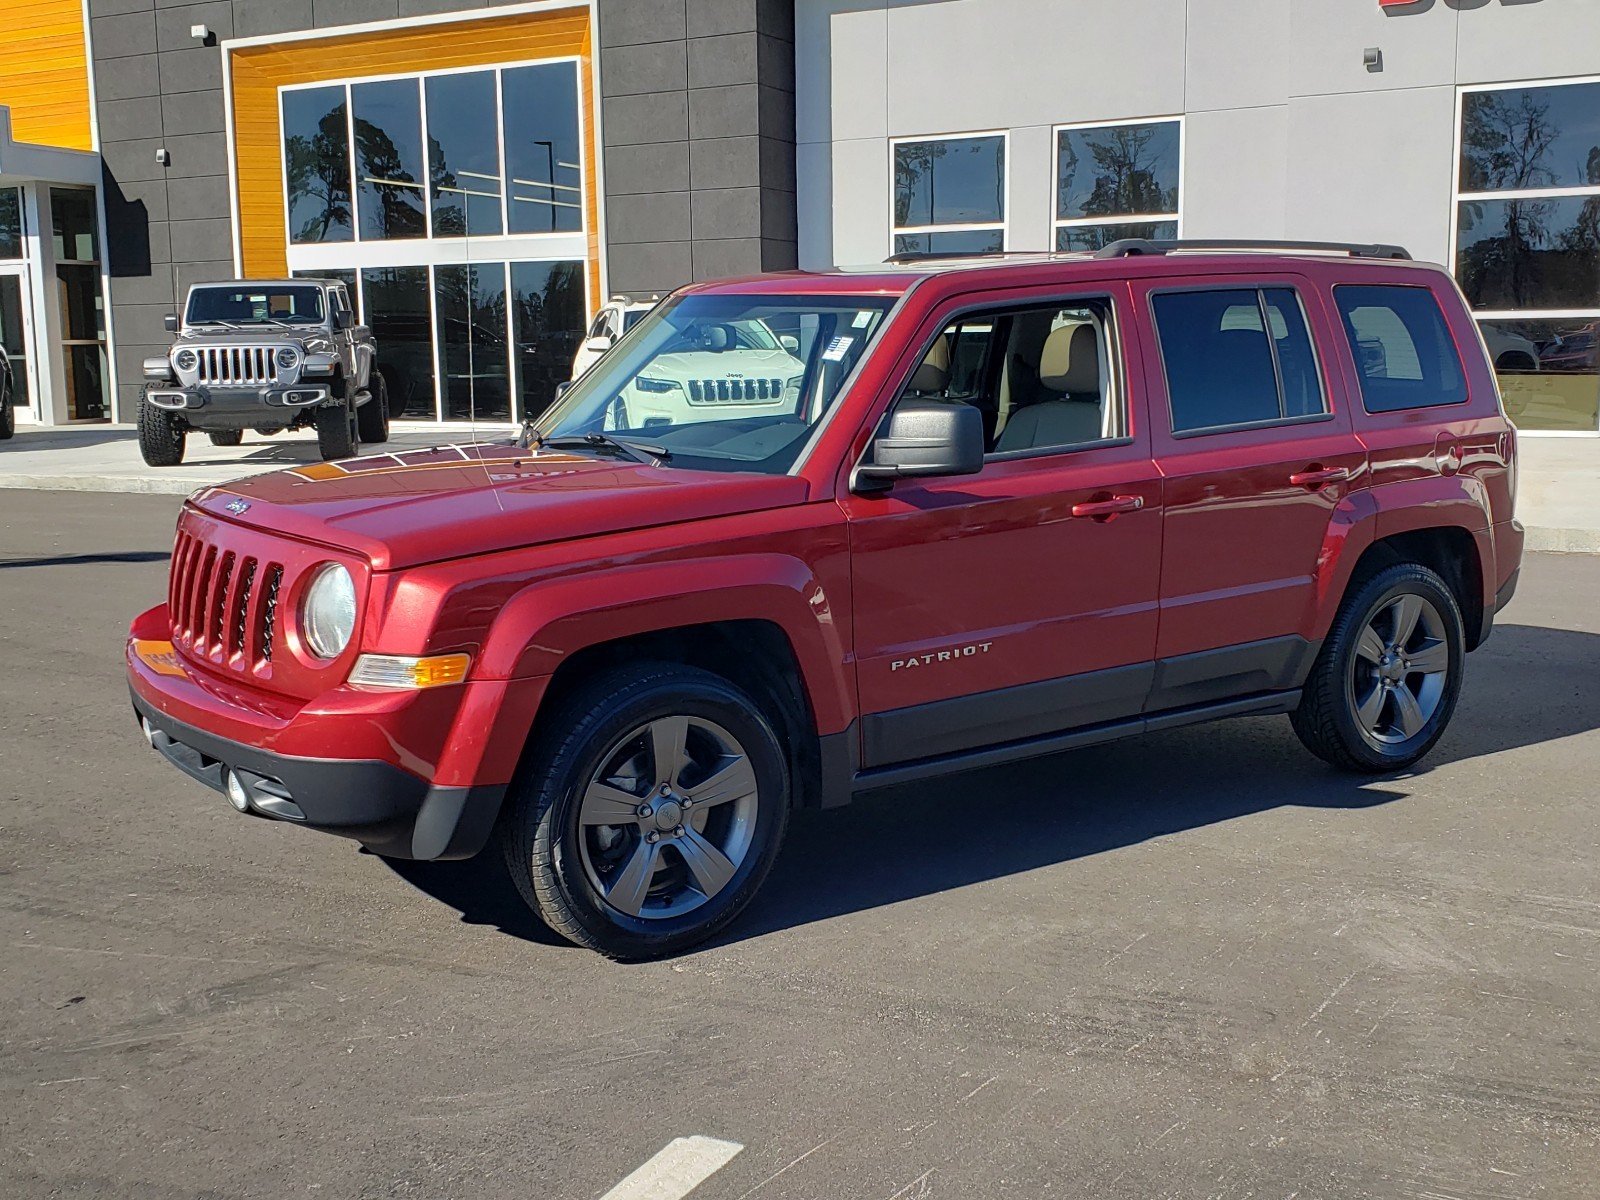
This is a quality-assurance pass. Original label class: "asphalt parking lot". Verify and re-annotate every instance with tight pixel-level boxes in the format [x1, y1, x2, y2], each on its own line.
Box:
[3, 489, 1597, 1199]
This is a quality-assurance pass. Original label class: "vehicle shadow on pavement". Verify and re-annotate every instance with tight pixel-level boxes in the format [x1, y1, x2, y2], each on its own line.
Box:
[0, 550, 171, 570]
[382, 622, 1597, 951]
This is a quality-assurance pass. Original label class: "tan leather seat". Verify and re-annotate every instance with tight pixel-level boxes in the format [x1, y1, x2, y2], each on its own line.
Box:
[996, 323, 1103, 452]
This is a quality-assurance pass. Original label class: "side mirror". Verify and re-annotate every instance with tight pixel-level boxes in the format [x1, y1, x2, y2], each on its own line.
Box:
[778, 334, 800, 354]
[163, 313, 179, 333]
[333, 309, 353, 331]
[553, 380, 573, 402]
[584, 335, 613, 354]
[853, 399, 984, 491]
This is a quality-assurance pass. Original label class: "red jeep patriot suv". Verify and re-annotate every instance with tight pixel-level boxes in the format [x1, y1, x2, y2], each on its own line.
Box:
[128, 239, 1523, 959]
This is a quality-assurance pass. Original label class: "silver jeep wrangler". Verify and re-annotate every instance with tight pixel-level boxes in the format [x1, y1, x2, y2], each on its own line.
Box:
[139, 279, 388, 465]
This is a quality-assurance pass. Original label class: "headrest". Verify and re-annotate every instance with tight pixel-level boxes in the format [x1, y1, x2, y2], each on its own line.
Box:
[908, 335, 950, 393]
[1040, 323, 1100, 394]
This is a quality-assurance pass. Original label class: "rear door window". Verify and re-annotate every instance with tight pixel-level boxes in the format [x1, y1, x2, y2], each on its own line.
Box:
[1334, 284, 1468, 413]
[1152, 287, 1328, 433]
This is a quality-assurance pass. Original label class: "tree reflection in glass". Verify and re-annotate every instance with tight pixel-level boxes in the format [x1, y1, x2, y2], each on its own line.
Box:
[283, 86, 353, 244]
[352, 79, 426, 241]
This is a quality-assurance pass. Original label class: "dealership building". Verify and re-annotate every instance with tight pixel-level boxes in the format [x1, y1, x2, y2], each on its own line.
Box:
[1, 0, 1596, 443]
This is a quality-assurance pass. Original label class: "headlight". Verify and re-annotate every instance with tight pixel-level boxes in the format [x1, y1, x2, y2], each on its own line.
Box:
[300, 563, 356, 659]
[277, 347, 299, 369]
[174, 349, 197, 371]
[635, 376, 678, 393]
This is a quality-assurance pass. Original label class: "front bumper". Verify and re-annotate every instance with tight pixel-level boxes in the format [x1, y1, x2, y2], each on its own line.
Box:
[127, 607, 544, 860]
[132, 692, 504, 858]
[145, 384, 330, 426]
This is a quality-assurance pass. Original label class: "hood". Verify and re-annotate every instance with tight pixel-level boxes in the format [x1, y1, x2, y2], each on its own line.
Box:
[190, 443, 810, 571]
[643, 348, 804, 382]
[177, 328, 331, 349]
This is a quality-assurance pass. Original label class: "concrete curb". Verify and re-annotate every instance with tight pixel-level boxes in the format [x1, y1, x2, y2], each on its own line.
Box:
[0, 474, 212, 496]
[1523, 526, 1600, 555]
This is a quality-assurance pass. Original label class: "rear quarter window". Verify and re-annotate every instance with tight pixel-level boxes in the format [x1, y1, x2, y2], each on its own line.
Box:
[1334, 284, 1468, 413]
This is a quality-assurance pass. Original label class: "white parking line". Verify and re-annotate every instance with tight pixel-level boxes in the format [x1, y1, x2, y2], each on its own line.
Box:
[600, 1136, 745, 1200]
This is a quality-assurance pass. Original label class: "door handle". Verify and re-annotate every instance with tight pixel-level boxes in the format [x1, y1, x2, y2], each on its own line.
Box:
[1071, 495, 1145, 520]
[1289, 466, 1350, 488]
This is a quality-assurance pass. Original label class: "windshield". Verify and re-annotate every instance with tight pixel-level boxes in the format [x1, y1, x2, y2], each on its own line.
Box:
[539, 293, 894, 474]
[186, 285, 325, 326]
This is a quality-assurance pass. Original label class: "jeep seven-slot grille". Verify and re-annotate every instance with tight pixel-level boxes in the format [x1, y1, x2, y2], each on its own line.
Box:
[169, 530, 282, 669]
[685, 377, 783, 404]
[194, 346, 277, 386]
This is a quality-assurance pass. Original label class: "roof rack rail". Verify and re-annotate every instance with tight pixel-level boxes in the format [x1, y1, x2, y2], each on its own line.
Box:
[1094, 238, 1412, 261]
[881, 250, 1035, 264]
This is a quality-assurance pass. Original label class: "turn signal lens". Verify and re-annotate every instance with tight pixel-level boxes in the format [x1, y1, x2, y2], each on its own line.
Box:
[348, 653, 471, 690]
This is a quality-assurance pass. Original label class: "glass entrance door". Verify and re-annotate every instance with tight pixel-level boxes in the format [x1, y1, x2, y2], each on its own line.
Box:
[0, 267, 35, 422]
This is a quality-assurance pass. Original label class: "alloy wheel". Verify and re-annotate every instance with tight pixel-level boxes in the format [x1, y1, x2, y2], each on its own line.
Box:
[576, 715, 760, 920]
[1348, 592, 1450, 746]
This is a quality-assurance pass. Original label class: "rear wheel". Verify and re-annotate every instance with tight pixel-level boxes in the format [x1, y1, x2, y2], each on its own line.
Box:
[207, 430, 243, 447]
[1291, 563, 1464, 772]
[136, 390, 185, 466]
[499, 663, 790, 960]
[0, 379, 13, 440]
[356, 370, 390, 443]
[315, 401, 357, 461]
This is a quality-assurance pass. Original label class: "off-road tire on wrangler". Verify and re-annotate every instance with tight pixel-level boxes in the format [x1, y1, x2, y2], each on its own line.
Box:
[0, 382, 13, 440]
[499, 663, 791, 960]
[1291, 562, 1465, 773]
[207, 430, 243, 447]
[315, 401, 357, 461]
[136, 390, 186, 466]
[356, 370, 390, 443]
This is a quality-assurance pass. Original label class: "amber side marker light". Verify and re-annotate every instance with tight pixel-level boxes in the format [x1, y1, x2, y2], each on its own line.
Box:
[348, 653, 471, 690]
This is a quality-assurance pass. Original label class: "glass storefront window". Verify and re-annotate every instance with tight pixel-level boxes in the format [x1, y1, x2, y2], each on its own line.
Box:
[0, 188, 22, 259]
[427, 71, 504, 238]
[361, 267, 436, 420]
[891, 135, 1006, 254]
[502, 62, 583, 235]
[435, 262, 511, 421]
[1054, 118, 1181, 251]
[51, 189, 98, 261]
[1056, 219, 1178, 253]
[283, 85, 354, 244]
[1456, 195, 1600, 311]
[511, 260, 585, 419]
[1456, 79, 1600, 431]
[1478, 316, 1600, 432]
[352, 78, 426, 241]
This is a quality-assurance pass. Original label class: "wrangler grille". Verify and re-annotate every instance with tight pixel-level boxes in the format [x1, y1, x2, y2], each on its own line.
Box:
[685, 377, 783, 404]
[194, 346, 279, 386]
[169, 530, 282, 670]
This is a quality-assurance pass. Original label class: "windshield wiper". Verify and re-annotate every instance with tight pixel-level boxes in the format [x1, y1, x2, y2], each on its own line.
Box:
[539, 431, 670, 465]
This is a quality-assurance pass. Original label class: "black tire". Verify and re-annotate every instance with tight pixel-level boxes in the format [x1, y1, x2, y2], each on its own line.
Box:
[0, 382, 13, 440]
[1291, 562, 1465, 773]
[356, 371, 390, 443]
[207, 430, 243, 447]
[499, 663, 791, 960]
[315, 401, 357, 461]
[136, 391, 186, 466]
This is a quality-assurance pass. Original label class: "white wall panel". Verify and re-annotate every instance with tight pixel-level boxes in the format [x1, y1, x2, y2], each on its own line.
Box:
[1181, 106, 1288, 241]
[1285, 86, 1458, 267]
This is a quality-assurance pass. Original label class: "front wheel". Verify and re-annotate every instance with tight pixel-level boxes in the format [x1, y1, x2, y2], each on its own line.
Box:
[500, 663, 791, 960]
[315, 401, 357, 461]
[356, 370, 390, 443]
[136, 391, 185, 466]
[0, 383, 13, 440]
[1291, 563, 1465, 772]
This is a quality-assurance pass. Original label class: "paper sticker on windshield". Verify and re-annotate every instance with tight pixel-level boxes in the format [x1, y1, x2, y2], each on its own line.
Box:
[822, 336, 854, 361]
[851, 310, 874, 329]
